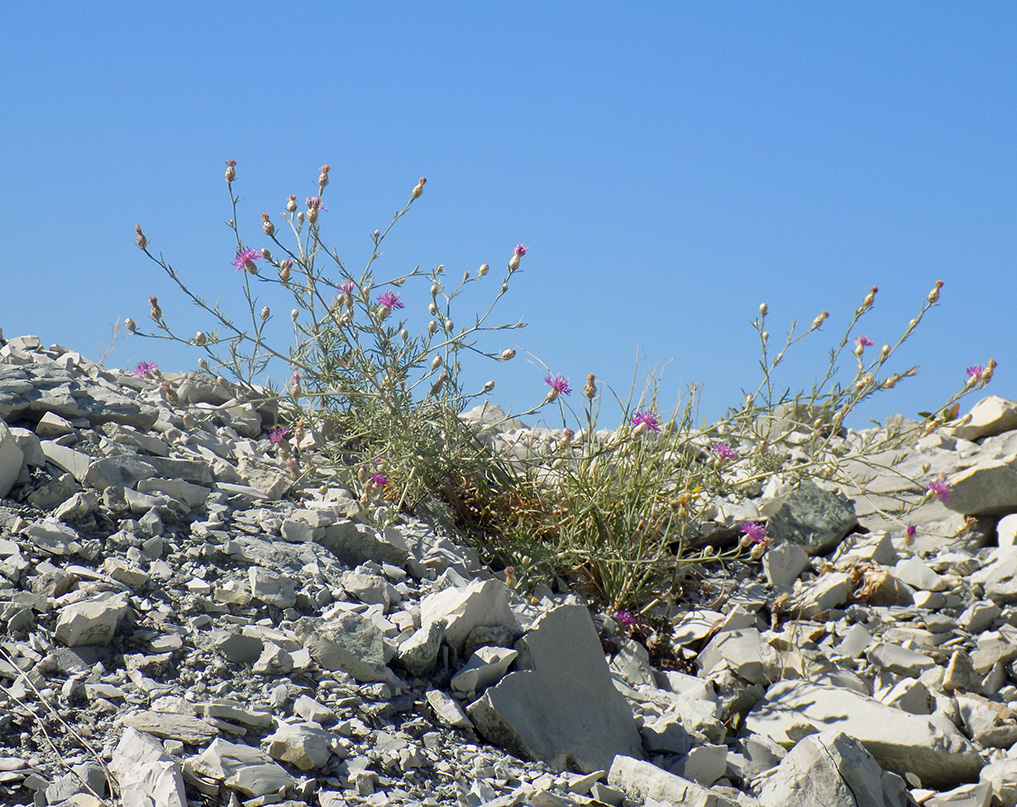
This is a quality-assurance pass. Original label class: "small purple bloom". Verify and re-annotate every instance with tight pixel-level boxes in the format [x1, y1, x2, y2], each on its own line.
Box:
[927, 479, 951, 502]
[855, 335, 875, 348]
[371, 473, 389, 487]
[376, 291, 404, 310]
[711, 442, 738, 461]
[305, 195, 327, 211]
[906, 524, 917, 540]
[631, 410, 661, 433]
[544, 374, 572, 396]
[615, 610, 638, 628]
[740, 522, 767, 545]
[268, 427, 291, 444]
[966, 364, 984, 380]
[514, 244, 528, 257]
[132, 361, 157, 378]
[338, 280, 356, 295]
[232, 246, 261, 272]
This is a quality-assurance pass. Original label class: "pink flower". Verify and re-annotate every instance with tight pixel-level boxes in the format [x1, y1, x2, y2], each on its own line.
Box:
[631, 411, 661, 433]
[615, 610, 638, 628]
[544, 374, 572, 396]
[906, 524, 917, 540]
[132, 361, 157, 378]
[305, 196, 328, 212]
[514, 244, 528, 257]
[966, 365, 985, 380]
[711, 442, 738, 461]
[338, 280, 355, 295]
[927, 479, 951, 502]
[268, 427, 291, 444]
[232, 246, 261, 272]
[855, 335, 875, 348]
[376, 291, 404, 310]
[740, 522, 767, 545]
[371, 473, 389, 487]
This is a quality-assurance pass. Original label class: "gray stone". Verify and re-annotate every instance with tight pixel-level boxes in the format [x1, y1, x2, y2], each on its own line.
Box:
[426, 689, 474, 730]
[756, 731, 908, 807]
[467, 605, 641, 774]
[185, 738, 297, 798]
[607, 755, 739, 807]
[953, 396, 1017, 441]
[249, 566, 297, 608]
[765, 479, 858, 555]
[451, 646, 518, 693]
[395, 618, 446, 676]
[109, 727, 187, 807]
[123, 711, 218, 744]
[421, 577, 520, 655]
[0, 420, 24, 498]
[980, 757, 1017, 807]
[264, 723, 335, 770]
[945, 461, 1017, 517]
[55, 594, 130, 646]
[318, 521, 409, 568]
[763, 541, 811, 587]
[296, 611, 390, 682]
[743, 680, 982, 788]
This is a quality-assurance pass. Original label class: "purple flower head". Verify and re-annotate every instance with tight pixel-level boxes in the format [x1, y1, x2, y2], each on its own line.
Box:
[371, 473, 389, 487]
[305, 196, 328, 212]
[966, 364, 984, 380]
[740, 522, 767, 545]
[630, 410, 661, 433]
[225, 159, 236, 167]
[855, 335, 875, 348]
[132, 361, 157, 378]
[232, 246, 261, 272]
[615, 610, 638, 628]
[544, 374, 571, 396]
[338, 280, 356, 295]
[514, 244, 528, 257]
[927, 479, 951, 502]
[376, 291, 404, 310]
[268, 427, 291, 444]
[711, 442, 738, 461]
[906, 524, 918, 540]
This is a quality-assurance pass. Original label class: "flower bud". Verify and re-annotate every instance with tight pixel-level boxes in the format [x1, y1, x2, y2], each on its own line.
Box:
[198, 358, 209, 370]
[428, 320, 438, 336]
[983, 358, 998, 384]
[279, 260, 292, 283]
[260, 248, 271, 261]
[881, 344, 891, 358]
[260, 212, 275, 236]
[261, 306, 270, 320]
[125, 318, 136, 333]
[928, 279, 945, 304]
[411, 177, 426, 199]
[225, 158, 236, 184]
[291, 309, 299, 321]
[430, 284, 439, 298]
[297, 211, 305, 225]
[374, 229, 380, 239]
[499, 348, 516, 361]
[862, 285, 879, 309]
[584, 373, 597, 400]
[307, 207, 318, 225]
[811, 310, 829, 330]
[749, 542, 767, 560]
[134, 224, 147, 250]
[463, 269, 470, 282]
[432, 355, 443, 370]
[428, 302, 438, 315]
[483, 380, 495, 393]
[194, 331, 207, 345]
[759, 302, 768, 317]
[318, 164, 331, 190]
[478, 263, 489, 277]
[444, 319, 454, 332]
[762, 331, 769, 344]
[854, 342, 865, 358]
[508, 254, 520, 273]
[400, 328, 409, 341]
[286, 195, 297, 213]
[149, 295, 162, 321]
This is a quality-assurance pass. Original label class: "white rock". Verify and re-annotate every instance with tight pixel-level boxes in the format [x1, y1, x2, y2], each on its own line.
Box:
[0, 420, 24, 498]
[607, 755, 739, 807]
[109, 727, 187, 807]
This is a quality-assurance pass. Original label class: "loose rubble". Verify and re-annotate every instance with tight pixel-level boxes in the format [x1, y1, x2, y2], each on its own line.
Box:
[3, 330, 1017, 807]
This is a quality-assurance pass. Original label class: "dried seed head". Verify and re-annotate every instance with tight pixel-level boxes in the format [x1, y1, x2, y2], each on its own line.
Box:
[261, 213, 275, 236]
[411, 177, 426, 199]
[862, 285, 879, 309]
[983, 358, 998, 384]
[124, 318, 136, 333]
[444, 319, 454, 332]
[198, 358, 209, 370]
[400, 328, 409, 341]
[428, 302, 438, 315]
[430, 284, 439, 298]
[291, 309, 299, 321]
[318, 164, 331, 190]
[260, 248, 271, 261]
[134, 224, 147, 250]
[149, 296, 162, 321]
[584, 373, 597, 400]
[431, 355, 443, 370]
[881, 344, 891, 358]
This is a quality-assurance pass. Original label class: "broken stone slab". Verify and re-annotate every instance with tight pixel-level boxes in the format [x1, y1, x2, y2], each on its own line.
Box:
[607, 755, 739, 807]
[264, 723, 336, 770]
[467, 604, 642, 774]
[451, 646, 518, 694]
[697, 627, 772, 685]
[426, 689, 475, 731]
[755, 731, 909, 807]
[184, 738, 297, 798]
[109, 727, 187, 807]
[743, 680, 982, 788]
[952, 396, 1017, 442]
[762, 478, 858, 555]
[394, 618, 446, 677]
[55, 593, 130, 646]
[421, 577, 520, 655]
[945, 461, 1017, 517]
[122, 711, 219, 744]
[763, 541, 811, 588]
[318, 521, 410, 568]
[0, 420, 24, 499]
[295, 611, 390, 683]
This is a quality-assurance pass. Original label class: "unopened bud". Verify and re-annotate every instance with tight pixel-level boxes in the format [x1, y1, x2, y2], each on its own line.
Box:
[260, 306, 270, 321]
[286, 194, 297, 213]
[463, 269, 470, 282]
[432, 355, 443, 370]
[881, 344, 891, 358]
[928, 279, 944, 304]
[478, 263, 489, 277]
[134, 224, 147, 250]
[428, 302, 438, 315]
[198, 358, 209, 370]
[318, 164, 331, 189]
[862, 285, 879, 309]
[224, 158, 236, 184]
[811, 310, 829, 330]
[279, 260, 292, 282]
[499, 348, 516, 361]
[411, 177, 426, 199]
[194, 331, 206, 346]
[483, 380, 495, 393]
[584, 373, 597, 400]
[854, 342, 865, 358]
[261, 213, 275, 236]
[749, 542, 767, 560]
[430, 284, 439, 298]
[400, 328, 409, 341]
[307, 207, 318, 225]
[759, 302, 768, 317]
[149, 295, 162, 321]
[983, 358, 998, 384]
[428, 320, 438, 336]
[125, 318, 136, 333]
[260, 248, 271, 261]
[508, 254, 520, 273]
[444, 319, 454, 332]
[374, 229, 380, 239]
[762, 331, 769, 344]
[291, 309, 299, 321]
[297, 211, 305, 224]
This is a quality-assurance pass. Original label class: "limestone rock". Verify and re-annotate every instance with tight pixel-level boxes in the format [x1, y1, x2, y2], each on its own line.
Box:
[607, 755, 740, 807]
[109, 727, 187, 807]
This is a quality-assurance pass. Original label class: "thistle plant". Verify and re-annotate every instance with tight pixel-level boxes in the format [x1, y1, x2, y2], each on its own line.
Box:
[131, 161, 529, 514]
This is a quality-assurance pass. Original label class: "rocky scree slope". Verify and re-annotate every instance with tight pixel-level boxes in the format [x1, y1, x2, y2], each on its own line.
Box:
[2, 332, 1017, 807]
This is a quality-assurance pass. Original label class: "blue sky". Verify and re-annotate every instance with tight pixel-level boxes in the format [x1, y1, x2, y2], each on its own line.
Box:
[2, 3, 1014, 428]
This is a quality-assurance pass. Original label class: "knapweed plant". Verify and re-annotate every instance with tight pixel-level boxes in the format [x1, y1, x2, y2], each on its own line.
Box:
[131, 162, 529, 514]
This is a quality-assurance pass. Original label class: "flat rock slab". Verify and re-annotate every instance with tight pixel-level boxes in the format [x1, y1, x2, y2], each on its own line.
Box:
[607, 755, 739, 807]
[743, 680, 982, 788]
[109, 727, 187, 807]
[122, 711, 219, 744]
[467, 604, 641, 774]
[766, 479, 857, 555]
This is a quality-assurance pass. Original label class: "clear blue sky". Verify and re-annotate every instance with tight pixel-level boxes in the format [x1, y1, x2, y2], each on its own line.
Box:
[3, 4, 1014, 428]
